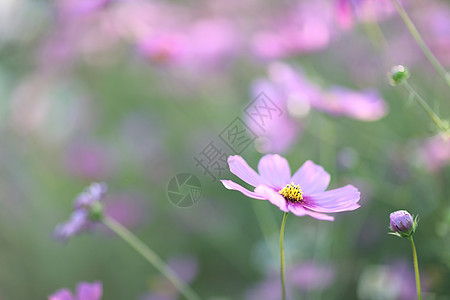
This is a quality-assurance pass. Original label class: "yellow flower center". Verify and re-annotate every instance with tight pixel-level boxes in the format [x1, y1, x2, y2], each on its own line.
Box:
[279, 183, 303, 202]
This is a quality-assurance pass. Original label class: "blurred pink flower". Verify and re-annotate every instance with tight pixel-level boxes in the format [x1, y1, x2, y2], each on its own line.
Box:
[138, 18, 238, 70]
[313, 87, 388, 121]
[246, 62, 387, 154]
[38, 0, 121, 71]
[221, 154, 360, 221]
[334, 0, 396, 29]
[417, 134, 450, 173]
[138, 32, 187, 66]
[269, 62, 388, 121]
[252, 1, 334, 59]
[56, 0, 112, 19]
[49, 281, 102, 300]
[103, 192, 150, 230]
[245, 62, 324, 154]
[246, 79, 304, 154]
[63, 141, 112, 180]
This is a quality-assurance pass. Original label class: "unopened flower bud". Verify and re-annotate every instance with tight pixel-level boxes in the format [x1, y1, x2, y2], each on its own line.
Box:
[389, 65, 410, 86]
[389, 210, 418, 238]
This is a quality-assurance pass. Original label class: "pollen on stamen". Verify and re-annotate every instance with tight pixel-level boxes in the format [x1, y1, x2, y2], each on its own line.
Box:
[279, 182, 303, 202]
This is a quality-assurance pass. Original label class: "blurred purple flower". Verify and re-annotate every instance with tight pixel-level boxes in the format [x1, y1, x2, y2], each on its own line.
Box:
[246, 279, 281, 300]
[252, 1, 334, 59]
[49, 281, 102, 300]
[246, 261, 335, 299]
[53, 210, 91, 243]
[358, 261, 419, 300]
[422, 5, 450, 66]
[140, 254, 198, 300]
[289, 262, 335, 292]
[221, 154, 360, 221]
[53, 183, 107, 243]
[416, 134, 450, 173]
[74, 182, 107, 209]
[57, 0, 112, 19]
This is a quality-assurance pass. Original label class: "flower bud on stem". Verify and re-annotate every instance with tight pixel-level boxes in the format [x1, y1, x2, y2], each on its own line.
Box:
[390, 0, 450, 87]
[389, 66, 450, 136]
[389, 210, 422, 300]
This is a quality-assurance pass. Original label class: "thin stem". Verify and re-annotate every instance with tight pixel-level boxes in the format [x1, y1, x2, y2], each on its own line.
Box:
[280, 212, 289, 300]
[102, 215, 201, 300]
[403, 81, 449, 133]
[409, 236, 422, 300]
[390, 0, 450, 86]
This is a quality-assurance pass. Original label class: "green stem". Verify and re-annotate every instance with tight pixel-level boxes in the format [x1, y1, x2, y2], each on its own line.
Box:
[390, 0, 450, 86]
[280, 212, 289, 300]
[102, 215, 201, 300]
[403, 81, 449, 133]
[408, 236, 422, 300]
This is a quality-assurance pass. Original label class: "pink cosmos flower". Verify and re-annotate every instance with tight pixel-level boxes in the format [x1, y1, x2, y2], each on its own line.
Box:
[221, 154, 360, 221]
[49, 281, 102, 300]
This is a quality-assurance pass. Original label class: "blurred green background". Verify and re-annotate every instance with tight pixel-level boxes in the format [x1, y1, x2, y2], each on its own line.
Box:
[0, 0, 449, 299]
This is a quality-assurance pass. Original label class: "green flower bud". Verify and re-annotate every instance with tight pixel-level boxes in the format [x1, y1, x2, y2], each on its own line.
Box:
[389, 65, 410, 86]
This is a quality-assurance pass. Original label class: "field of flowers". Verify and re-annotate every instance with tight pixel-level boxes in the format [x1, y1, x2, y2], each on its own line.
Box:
[0, 0, 449, 299]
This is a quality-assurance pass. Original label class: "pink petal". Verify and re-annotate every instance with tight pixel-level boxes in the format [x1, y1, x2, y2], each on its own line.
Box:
[76, 282, 102, 300]
[48, 289, 74, 300]
[303, 185, 360, 213]
[221, 180, 265, 200]
[288, 203, 334, 221]
[227, 155, 263, 187]
[257, 154, 291, 189]
[254, 185, 288, 212]
[287, 202, 307, 217]
[290, 160, 330, 194]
